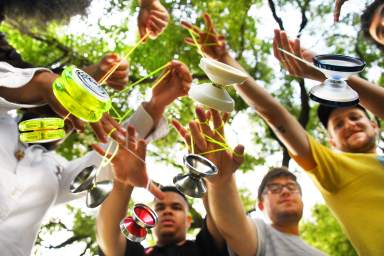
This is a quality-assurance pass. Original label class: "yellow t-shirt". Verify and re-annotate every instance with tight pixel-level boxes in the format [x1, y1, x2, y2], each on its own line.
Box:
[295, 135, 384, 256]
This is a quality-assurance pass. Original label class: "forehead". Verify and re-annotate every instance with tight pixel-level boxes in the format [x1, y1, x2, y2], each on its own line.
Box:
[154, 192, 188, 207]
[329, 107, 366, 122]
[266, 176, 296, 185]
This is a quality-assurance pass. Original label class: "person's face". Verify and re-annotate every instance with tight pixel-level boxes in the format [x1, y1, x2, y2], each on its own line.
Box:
[258, 177, 303, 225]
[369, 3, 384, 46]
[153, 192, 191, 245]
[327, 107, 378, 153]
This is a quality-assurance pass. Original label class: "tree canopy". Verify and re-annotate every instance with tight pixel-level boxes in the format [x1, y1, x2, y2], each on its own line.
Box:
[1, 0, 382, 255]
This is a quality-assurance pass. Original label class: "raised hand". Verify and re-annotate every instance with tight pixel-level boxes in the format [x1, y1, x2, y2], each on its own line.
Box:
[151, 60, 192, 108]
[173, 107, 244, 185]
[272, 29, 325, 82]
[138, 0, 169, 41]
[84, 53, 129, 91]
[93, 125, 164, 199]
[181, 13, 228, 61]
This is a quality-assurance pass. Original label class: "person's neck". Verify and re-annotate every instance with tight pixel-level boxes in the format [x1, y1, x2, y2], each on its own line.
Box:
[272, 222, 299, 236]
[157, 238, 186, 247]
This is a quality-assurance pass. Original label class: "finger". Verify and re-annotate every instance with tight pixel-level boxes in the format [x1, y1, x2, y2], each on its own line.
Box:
[181, 21, 201, 35]
[148, 181, 165, 200]
[172, 119, 189, 139]
[148, 20, 162, 36]
[105, 80, 126, 91]
[126, 125, 137, 150]
[184, 37, 197, 46]
[149, 14, 168, 29]
[211, 109, 226, 137]
[90, 122, 108, 143]
[279, 31, 299, 75]
[136, 139, 147, 160]
[232, 144, 245, 165]
[108, 69, 128, 79]
[92, 144, 113, 158]
[195, 107, 215, 139]
[189, 121, 207, 152]
[203, 13, 217, 33]
[272, 31, 283, 61]
[150, 9, 169, 21]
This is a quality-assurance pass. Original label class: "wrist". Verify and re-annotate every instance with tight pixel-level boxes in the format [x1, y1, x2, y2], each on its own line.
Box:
[144, 98, 166, 121]
[113, 180, 134, 192]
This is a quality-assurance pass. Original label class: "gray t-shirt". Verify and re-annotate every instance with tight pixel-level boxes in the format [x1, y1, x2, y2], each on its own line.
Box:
[228, 218, 326, 256]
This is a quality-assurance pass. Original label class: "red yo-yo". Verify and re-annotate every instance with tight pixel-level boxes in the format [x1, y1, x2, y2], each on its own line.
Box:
[120, 203, 158, 242]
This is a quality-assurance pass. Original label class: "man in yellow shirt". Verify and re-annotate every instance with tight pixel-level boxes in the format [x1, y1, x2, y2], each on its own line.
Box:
[182, 13, 384, 255]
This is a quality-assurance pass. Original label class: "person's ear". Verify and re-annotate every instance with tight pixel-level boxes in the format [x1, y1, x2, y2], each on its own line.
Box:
[328, 136, 337, 148]
[257, 201, 264, 211]
[186, 215, 192, 229]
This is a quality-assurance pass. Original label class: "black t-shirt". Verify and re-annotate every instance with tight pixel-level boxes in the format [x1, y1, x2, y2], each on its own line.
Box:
[100, 220, 228, 256]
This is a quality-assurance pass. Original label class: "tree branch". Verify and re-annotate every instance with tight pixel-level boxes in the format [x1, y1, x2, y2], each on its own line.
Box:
[268, 0, 285, 30]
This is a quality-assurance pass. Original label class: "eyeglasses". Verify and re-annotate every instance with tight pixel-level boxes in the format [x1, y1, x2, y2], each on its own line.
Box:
[263, 183, 300, 195]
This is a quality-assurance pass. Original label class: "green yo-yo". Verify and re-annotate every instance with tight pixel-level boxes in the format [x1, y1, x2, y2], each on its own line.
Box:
[53, 66, 111, 122]
[53, 85, 104, 122]
[19, 117, 64, 132]
[20, 129, 65, 143]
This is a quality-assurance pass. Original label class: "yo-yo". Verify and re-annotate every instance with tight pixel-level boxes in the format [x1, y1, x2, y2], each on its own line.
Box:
[189, 57, 248, 112]
[310, 54, 366, 107]
[120, 203, 158, 242]
[70, 165, 113, 208]
[18, 117, 65, 143]
[173, 154, 218, 198]
[52, 66, 112, 122]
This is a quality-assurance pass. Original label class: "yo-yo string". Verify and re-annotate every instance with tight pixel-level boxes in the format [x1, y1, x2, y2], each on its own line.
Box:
[98, 32, 150, 85]
[278, 48, 323, 73]
[188, 29, 206, 58]
[95, 65, 171, 191]
[118, 62, 170, 95]
[110, 105, 122, 120]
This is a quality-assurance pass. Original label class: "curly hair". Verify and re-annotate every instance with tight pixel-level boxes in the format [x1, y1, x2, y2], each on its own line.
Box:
[2, 0, 92, 24]
[361, 0, 384, 50]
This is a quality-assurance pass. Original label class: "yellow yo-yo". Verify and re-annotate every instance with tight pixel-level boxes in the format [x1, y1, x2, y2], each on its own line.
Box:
[18, 117, 66, 143]
[53, 66, 111, 122]
[19, 117, 64, 132]
[20, 129, 65, 143]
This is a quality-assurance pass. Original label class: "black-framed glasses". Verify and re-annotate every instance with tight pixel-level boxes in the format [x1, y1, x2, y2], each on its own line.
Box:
[263, 182, 300, 194]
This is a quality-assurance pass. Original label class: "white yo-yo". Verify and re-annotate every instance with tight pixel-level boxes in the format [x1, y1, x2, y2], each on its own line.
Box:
[189, 57, 248, 112]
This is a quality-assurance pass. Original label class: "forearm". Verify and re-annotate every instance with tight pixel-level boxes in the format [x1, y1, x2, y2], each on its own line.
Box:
[97, 182, 133, 256]
[207, 177, 257, 256]
[348, 76, 384, 119]
[222, 54, 310, 157]
[0, 70, 57, 104]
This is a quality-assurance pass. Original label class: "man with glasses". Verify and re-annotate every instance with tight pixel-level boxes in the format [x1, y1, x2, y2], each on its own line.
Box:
[173, 107, 325, 256]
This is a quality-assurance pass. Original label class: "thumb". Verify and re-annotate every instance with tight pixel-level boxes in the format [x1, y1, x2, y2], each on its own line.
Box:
[232, 144, 244, 166]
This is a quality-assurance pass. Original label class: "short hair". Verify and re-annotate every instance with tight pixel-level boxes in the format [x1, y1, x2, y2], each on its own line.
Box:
[257, 167, 300, 201]
[317, 104, 370, 129]
[159, 186, 188, 205]
[361, 0, 384, 50]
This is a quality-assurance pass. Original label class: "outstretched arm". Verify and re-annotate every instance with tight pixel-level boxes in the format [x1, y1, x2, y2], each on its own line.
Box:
[181, 14, 315, 168]
[173, 107, 256, 255]
[95, 126, 163, 256]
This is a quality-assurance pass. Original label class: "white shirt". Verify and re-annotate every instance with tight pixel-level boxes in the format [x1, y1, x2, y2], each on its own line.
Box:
[0, 62, 168, 255]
